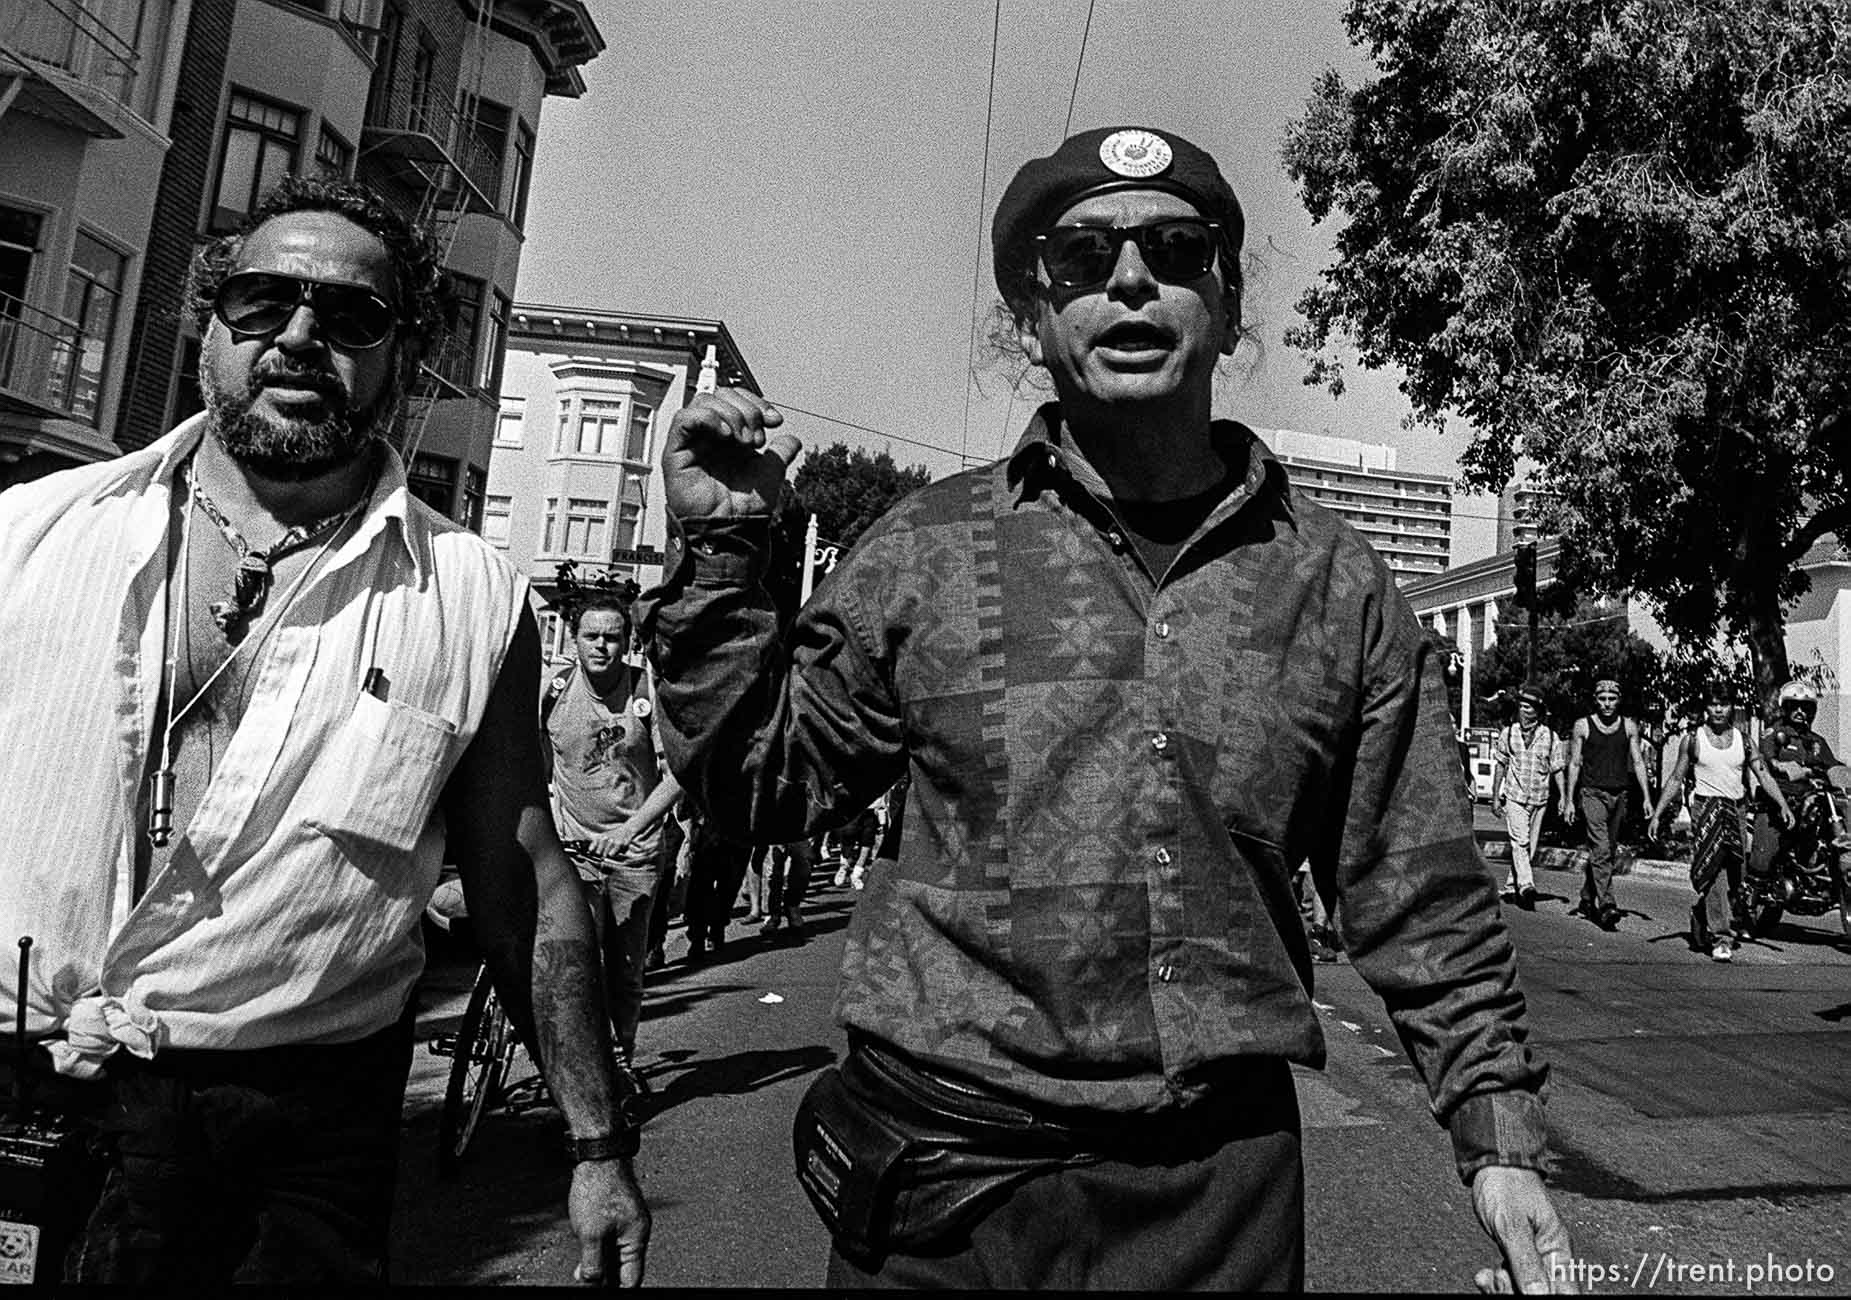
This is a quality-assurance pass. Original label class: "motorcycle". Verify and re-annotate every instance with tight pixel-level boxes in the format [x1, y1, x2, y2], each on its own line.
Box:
[1742, 766, 1851, 938]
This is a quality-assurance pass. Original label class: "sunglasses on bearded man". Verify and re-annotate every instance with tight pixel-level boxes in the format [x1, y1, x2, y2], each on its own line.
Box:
[213, 271, 400, 350]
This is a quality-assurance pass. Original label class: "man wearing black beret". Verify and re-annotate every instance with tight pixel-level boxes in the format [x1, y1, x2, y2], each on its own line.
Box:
[640, 126, 1575, 1291]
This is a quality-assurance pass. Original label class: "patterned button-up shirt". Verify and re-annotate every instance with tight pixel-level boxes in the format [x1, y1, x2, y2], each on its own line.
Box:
[643, 407, 1547, 1180]
[1493, 723, 1561, 806]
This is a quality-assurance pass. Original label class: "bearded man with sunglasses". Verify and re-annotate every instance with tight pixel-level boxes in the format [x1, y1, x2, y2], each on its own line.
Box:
[0, 176, 646, 1286]
[641, 127, 1573, 1291]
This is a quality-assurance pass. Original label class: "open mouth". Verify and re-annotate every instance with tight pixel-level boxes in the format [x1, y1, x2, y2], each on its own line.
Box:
[1093, 321, 1175, 360]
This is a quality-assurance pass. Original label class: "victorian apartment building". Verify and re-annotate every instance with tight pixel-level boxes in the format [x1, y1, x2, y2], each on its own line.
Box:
[0, 0, 603, 521]
[487, 304, 759, 661]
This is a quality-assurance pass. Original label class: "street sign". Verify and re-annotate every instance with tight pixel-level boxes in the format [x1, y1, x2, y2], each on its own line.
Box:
[609, 547, 665, 566]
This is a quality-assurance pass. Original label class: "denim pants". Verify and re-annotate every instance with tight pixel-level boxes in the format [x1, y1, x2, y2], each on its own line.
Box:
[581, 860, 660, 1057]
[1501, 800, 1543, 891]
[1579, 787, 1628, 912]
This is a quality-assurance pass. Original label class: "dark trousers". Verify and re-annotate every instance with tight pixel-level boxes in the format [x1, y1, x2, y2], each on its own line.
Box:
[823, 1072, 1303, 1290]
[768, 840, 813, 917]
[1579, 786, 1628, 912]
[685, 828, 753, 942]
[68, 1012, 414, 1285]
[646, 813, 686, 956]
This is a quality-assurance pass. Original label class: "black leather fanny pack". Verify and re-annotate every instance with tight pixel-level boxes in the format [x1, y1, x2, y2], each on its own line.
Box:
[792, 1040, 1282, 1260]
[792, 1044, 1096, 1260]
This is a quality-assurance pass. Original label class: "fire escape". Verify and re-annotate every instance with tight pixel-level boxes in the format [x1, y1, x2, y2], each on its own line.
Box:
[355, 0, 502, 464]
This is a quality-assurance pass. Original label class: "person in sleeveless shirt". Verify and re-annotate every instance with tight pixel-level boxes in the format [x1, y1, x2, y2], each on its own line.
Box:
[544, 590, 682, 1091]
[1651, 684, 1792, 962]
[1562, 679, 1655, 929]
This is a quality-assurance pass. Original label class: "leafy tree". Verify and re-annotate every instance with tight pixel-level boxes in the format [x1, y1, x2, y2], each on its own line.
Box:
[792, 443, 932, 553]
[1474, 596, 1669, 726]
[1283, 0, 1851, 698]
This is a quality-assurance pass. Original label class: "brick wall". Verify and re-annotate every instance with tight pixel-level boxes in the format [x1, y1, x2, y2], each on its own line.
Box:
[115, 0, 235, 451]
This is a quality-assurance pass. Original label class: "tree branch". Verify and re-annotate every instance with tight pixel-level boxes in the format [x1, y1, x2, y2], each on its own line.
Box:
[1784, 505, 1851, 566]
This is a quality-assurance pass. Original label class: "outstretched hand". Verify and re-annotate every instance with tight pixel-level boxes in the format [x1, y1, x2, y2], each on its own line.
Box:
[662, 388, 802, 521]
[1471, 1166, 1577, 1294]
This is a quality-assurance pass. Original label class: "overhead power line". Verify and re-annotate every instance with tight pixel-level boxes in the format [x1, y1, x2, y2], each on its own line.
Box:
[1062, 0, 1098, 139]
[960, 0, 1004, 467]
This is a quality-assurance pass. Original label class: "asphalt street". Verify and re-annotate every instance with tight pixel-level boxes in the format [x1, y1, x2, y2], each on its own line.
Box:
[392, 833, 1851, 1293]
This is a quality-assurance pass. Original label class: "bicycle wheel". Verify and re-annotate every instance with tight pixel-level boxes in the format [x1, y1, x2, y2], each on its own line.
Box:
[439, 965, 512, 1176]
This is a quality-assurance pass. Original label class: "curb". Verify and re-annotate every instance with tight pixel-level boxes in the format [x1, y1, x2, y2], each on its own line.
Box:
[1476, 837, 1688, 883]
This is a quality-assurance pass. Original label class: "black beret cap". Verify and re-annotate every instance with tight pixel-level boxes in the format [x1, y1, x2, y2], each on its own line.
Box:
[991, 126, 1245, 308]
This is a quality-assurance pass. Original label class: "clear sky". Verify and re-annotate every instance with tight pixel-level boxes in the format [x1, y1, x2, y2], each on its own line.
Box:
[513, 0, 1501, 563]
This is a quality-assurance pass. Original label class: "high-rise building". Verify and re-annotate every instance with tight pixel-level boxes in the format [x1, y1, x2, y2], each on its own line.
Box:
[1259, 428, 1453, 581]
[487, 305, 759, 660]
[1497, 477, 1555, 553]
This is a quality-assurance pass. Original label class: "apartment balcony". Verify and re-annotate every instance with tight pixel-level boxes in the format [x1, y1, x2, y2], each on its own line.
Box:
[0, 0, 140, 137]
[359, 95, 499, 219]
[0, 294, 106, 421]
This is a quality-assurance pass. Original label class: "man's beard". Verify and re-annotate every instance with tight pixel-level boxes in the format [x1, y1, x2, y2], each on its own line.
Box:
[203, 359, 401, 482]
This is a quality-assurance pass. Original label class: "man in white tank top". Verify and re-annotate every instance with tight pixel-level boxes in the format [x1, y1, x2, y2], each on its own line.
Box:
[1652, 685, 1792, 962]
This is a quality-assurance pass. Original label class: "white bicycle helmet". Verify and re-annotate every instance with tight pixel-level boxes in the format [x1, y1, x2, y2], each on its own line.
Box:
[1777, 680, 1819, 712]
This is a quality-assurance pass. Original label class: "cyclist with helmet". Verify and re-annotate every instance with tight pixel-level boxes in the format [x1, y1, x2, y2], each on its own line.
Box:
[1748, 680, 1849, 886]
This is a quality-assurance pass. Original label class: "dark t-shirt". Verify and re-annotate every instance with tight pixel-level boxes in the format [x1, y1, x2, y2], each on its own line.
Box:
[1111, 475, 1239, 580]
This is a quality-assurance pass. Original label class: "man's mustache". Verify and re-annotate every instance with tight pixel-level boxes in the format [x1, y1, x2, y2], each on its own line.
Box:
[254, 363, 343, 397]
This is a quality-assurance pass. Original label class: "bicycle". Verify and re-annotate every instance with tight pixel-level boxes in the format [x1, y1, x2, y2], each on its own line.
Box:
[423, 877, 548, 1178]
[422, 842, 654, 1176]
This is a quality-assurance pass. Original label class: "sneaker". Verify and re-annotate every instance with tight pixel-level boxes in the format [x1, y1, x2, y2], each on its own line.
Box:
[644, 945, 666, 972]
[833, 866, 850, 888]
[1711, 941, 1733, 963]
[1596, 907, 1622, 932]
[849, 867, 867, 891]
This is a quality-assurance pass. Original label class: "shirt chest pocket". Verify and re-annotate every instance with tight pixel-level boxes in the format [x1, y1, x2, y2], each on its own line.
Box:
[301, 692, 458, 860]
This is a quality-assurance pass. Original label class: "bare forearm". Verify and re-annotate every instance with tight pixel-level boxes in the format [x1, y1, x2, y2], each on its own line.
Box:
[530, 856, 619, 1139]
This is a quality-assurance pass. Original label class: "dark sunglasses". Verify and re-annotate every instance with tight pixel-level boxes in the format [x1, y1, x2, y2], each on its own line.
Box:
[1034, 218, 1221, 290]
[214, 271, 399, 349]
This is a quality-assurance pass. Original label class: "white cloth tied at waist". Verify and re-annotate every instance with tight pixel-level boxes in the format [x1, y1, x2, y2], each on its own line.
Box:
[43, 993, 166, 1080]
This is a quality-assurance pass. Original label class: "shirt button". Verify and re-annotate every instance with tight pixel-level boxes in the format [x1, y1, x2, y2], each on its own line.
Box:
[1157, 964, 1176, 982]
[1155, 847, 1172, 866]
[1108, 532, 1125, 550]
[1151, 732, 1168, 753]
[1046, 450, 1059, 469]
[1154, 621, 1171, 639]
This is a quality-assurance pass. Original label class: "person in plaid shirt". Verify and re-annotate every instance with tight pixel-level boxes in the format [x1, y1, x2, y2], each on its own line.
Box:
[1493, 685, 1563, 911]
[641, 126, 1574, 1292]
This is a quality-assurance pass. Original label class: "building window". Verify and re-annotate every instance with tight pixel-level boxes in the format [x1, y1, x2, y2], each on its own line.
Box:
[564, 498, 608, 558]
[49, 231, 126, 423]
[314, 124, 353, 178]
[541, 496, 559, 552]
[574, 400, 625, 456]
[615, 475, 645, 551]
[363, 0, 401, 126]
[483, 494, 512, 547]
[509, 120, 535, 228]
[496, 401, 524, 447]
[0, 206, 43, 392]
[168, 335, 204, 428]
[626, 403, 653, 462]
[554, 404, 571, 453]
[462, 94, 510, 211]
[537, 609, 562, 658]
[479, 290, 508, 393]
[440, 274, 483, 389]
[462, 465, 487, 532]
[212, 90, 302, 232]
[407, 28, 436, 131]
[407, 452, 456, 516]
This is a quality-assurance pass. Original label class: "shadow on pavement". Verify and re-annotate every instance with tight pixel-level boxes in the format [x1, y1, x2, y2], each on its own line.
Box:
[643, 1044, 836, 1119]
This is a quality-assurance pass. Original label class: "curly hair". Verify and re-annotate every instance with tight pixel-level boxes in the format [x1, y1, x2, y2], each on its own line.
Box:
[185, 175, 453, 378]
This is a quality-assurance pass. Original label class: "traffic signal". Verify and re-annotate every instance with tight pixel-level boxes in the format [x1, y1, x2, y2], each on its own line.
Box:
[1513, 543, 1537, 607]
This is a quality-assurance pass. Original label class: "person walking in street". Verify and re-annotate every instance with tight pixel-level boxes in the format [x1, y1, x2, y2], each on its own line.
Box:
[1651, 684, 1792, 963]
[1491, 685, 1561, 912]
[641, 125, 1572, 1292]
[544, 589, 683, 1092]
[681, 815, 753, 960]
[761, 840, 814, 938]
[0, 176, 645, 1286]
[1562, 679, 1654, 930]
